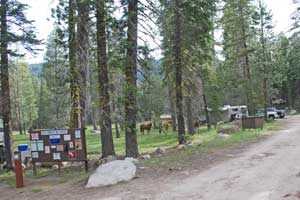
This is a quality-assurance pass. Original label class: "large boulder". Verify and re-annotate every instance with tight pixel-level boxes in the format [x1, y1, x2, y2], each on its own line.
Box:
[230, 120, 242, 129]
[217, 123, 240, 134]
[86, 160, 136, 188]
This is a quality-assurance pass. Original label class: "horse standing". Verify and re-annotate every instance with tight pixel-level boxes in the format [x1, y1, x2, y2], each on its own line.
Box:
[140, 123, 153, 135]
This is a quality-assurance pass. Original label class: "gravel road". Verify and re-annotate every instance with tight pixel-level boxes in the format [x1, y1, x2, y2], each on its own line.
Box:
[101, 115, 300, 200]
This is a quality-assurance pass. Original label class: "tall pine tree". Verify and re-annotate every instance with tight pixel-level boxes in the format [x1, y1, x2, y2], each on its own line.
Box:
[0, 0, 39, 170]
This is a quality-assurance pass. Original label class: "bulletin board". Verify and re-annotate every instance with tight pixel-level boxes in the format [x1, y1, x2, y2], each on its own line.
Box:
[29, 128, 87, 163]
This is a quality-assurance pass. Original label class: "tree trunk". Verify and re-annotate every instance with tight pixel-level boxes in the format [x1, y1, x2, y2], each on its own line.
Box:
[69, 0, 81, 129]
[115, 123, 120, 138]
[259, 0, 268, 120]
[0, 0, 14, 170]
[112, 94, 120, 138]
[96, 0, 115, 157]
[239, 2, 254, 116]
[125, 0, 139, 158]
[203, 94, 211, 130]
[174, 0, 186, 144]
[92, 108, 99, 131]
[77, 0, 90, 127]
[185, 96, 194, 135]
[168, 84, 177, 132]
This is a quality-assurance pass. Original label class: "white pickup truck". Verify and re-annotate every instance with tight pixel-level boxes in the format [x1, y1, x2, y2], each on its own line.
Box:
[267, 108, 286, 119]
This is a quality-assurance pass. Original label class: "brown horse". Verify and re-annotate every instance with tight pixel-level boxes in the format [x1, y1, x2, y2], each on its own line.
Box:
[140, 123, 152, 134]
[161, 120, 173, 131]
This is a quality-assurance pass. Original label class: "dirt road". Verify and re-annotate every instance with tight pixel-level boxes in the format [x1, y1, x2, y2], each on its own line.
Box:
[1, 115, 300, 200]
[100, 115, 300, 200]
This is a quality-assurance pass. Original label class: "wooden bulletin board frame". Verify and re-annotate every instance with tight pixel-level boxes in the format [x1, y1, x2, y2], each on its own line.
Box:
[29, 128, 88, 174]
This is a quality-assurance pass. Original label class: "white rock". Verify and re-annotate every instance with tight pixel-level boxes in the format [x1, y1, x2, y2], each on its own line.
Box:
[217, 133, 231, 139]
[93, 130, 101, 134]
[141, 154, 151, 159]
[177, 144, 186, 150]
[290, 110, 297, 115]
[125, 157, 139, 164]
[86, 160, 136, 188]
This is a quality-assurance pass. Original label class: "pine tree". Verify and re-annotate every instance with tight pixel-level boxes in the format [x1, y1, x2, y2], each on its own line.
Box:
[96, 0, 115, 157]
[160, 0, 216, 142]
[39, 30, 70, 129]
[0, 0, 39, 170]
[68, 0, 81, 128]
[124, 0, 139, 157]
[221, 0, 256, 115]
[10, 61, 38, 133]
[253, 0, 274, 119]
[77, 0, 90, 127]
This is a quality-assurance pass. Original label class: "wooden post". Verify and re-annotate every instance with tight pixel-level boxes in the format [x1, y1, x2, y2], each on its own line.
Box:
[83, 127, 88, 173]
[58, 162, 61, 175]
[32, 161, 37, 176]
[84, 160, 88, 173]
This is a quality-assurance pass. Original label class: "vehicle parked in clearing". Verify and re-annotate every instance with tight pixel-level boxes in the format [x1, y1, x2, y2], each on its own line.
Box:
[221, 105, 249, 122]
[267, 108, 286, 119]
[266, 108, 280, 120]
[257, 108, 285, 120]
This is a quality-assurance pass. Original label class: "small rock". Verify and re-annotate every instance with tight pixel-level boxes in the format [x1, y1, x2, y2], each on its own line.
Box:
[187, 143, 193, 147]
[52, 165, 59, 169]
[217, 121, 224, 126]
[193, 140, 203, 146]
[61, 162, 68, 168]
[177, 144, 186, 150]
[217, 133, 231, 139]
[92, 130, 101, 134]
[141, 154, 151, 159]
[155, 147, 166, 154]
[139, 166, 149, 169]
[125, 157, 139, 164]
[21, 163, 26, 169]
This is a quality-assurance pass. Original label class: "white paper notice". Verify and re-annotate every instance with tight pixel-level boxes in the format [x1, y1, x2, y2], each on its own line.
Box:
[64, 134, 71, 141]
[37, 140, 44, 151]
[31, 133, 39, 140]
[32, 152, 39, 158]
[45, 146, 50, 154]
[53, 153, 61, 160]
[75, 130, 81, 138]
[31, 141, 37, 151]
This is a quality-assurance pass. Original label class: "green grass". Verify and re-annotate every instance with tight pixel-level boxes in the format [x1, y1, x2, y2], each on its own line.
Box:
[0, 121, 279, 187]
[141, 121, 279, 167]
[12, 122, 279, 158]
[12, 125, 208, 158]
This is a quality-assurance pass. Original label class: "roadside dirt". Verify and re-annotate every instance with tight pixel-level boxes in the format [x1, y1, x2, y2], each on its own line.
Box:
[0, 116, 296, 200]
